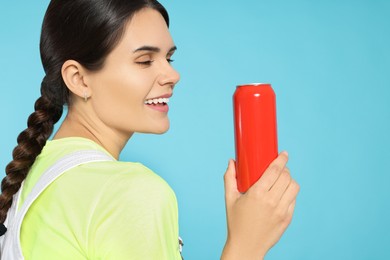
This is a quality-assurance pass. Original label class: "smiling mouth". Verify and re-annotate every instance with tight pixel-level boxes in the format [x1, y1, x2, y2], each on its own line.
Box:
[144, 97, 170, 106]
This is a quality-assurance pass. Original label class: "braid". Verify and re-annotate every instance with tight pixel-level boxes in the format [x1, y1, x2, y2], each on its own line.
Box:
[0, 77, 64, 224]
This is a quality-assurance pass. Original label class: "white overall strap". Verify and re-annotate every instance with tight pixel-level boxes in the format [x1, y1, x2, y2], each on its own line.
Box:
[0, 186, 22, 253]
[1, 150, 114, 260]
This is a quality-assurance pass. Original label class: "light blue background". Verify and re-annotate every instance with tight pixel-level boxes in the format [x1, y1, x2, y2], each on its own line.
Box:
[1, 1, 389, 259]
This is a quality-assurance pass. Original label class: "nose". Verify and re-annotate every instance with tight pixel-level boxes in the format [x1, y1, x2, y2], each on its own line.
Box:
[158, 61, 180, 87]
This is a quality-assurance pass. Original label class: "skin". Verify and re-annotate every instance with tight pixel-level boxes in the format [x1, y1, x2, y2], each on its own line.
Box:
[222, 152, 300, 259]
[56, 8, 180, 159]
[55, 7, 300, 259]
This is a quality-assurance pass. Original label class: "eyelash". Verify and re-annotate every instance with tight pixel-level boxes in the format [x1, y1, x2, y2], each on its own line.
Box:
[136, 59, 174, 66]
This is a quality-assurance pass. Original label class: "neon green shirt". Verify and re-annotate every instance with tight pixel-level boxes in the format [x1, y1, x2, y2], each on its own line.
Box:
[18, 137, 182, 259]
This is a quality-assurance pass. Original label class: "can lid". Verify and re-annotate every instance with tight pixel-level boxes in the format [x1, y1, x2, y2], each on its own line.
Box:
[236, 83, 271, 88]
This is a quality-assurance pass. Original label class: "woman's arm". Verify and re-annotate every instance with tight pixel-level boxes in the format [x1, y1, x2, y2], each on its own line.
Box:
[221, 152, 300, 260]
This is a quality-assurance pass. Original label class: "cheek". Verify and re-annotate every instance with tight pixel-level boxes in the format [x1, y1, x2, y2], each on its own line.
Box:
[91, 68, 154, 130]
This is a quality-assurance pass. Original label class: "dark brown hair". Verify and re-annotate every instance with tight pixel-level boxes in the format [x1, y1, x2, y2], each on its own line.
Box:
[0, 0, 169, 228]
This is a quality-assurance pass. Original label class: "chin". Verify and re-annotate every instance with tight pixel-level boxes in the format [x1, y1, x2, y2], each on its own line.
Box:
[141, 122, 170, 135]
[153, 124, 170, 134]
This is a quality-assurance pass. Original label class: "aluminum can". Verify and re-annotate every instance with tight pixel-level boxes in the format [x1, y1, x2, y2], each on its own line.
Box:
[233, 83, 278, 193]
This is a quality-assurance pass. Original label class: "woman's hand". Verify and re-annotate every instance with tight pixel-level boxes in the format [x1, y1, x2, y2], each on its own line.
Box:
[221, 152, 300, 260]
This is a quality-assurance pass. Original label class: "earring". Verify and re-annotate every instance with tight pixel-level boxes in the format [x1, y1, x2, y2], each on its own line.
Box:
[84, 92, 88, 102]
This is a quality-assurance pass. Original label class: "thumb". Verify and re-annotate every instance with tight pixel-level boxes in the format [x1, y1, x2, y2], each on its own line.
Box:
[224, 159, 240, 206]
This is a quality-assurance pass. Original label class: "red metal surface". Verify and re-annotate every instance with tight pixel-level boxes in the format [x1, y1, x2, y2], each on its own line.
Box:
[233, 83, 278, 193]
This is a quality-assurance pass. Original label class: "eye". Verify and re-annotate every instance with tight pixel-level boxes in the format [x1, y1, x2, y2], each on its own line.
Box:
[136, 60, 154, 66]
[135, 54, 154, 66]
[167, 53, 175, 64]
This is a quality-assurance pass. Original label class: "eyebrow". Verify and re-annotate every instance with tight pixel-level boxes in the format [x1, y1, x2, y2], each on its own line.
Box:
[133, 45, 177, 53]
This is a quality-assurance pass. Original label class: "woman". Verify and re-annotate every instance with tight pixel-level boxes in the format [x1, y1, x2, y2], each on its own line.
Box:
[0, 0, 300, 259]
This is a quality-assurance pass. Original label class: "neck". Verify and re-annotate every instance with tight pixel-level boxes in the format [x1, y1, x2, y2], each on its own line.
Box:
[53, 111, 132, 160]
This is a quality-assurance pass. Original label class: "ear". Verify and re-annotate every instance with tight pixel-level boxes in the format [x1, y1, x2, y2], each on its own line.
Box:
[61, 60, 91, 101]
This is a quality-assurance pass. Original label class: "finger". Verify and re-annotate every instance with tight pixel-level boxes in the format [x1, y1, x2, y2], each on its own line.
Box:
[288, 199, 297, 216]
[251, 151, 289, 192]
[286, 199, 297, 223]
[268, 167, 292, 201]
[224, 159, 240, 205]
[279, 179, 300, 211]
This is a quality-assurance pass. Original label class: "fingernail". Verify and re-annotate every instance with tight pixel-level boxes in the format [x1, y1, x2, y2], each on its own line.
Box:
[282, 151, 289, 157]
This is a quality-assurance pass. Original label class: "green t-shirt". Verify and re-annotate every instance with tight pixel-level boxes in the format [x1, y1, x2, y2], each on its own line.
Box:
[18, 137, 181, 259]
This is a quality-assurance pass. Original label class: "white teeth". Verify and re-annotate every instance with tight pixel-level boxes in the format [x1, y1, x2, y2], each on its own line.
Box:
[144, 98, 170, 104]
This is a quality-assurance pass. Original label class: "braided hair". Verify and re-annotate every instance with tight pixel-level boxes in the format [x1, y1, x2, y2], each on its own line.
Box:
[0, 0, 169, 234]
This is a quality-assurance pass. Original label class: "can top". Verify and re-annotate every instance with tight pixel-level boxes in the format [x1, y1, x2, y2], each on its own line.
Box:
[234, 83, 275, 98]
[236, 83, 271, 88]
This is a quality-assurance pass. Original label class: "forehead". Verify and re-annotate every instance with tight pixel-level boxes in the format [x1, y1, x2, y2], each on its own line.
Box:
[120, 8, 174, 50]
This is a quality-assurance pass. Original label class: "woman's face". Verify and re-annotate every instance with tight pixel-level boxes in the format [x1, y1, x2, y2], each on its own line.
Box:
[86, 8, 180, 136]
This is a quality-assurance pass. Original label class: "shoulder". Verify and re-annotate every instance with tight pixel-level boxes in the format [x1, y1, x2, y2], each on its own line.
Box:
[82, 161, 180, 259]
[55, 160, 177, 206]
[77, 160, 173, 192]
[21, 160, 180, 259]
[41, 159, 178, 233]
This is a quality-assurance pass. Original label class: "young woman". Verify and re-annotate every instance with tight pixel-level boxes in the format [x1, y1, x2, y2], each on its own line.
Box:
[0, 0, 300, 259]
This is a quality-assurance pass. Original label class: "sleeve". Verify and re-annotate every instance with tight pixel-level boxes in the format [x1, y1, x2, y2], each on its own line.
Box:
[86, 168, 181, 260]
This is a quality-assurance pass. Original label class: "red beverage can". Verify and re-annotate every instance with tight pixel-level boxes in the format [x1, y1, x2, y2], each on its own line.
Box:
[233, 83, 278, 193]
